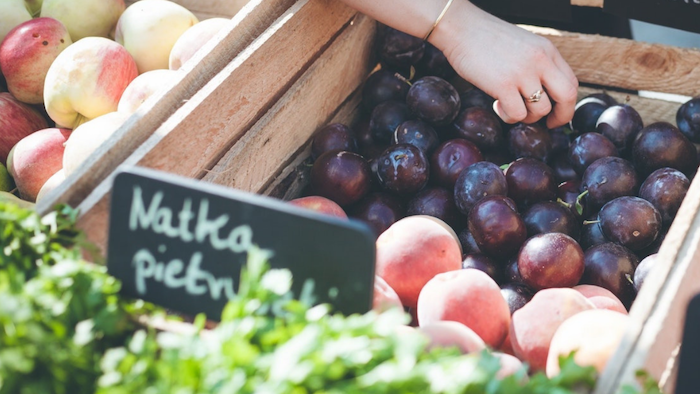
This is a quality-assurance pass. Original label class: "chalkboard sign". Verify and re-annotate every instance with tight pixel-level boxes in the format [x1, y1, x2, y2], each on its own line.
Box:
[107, 167, 376, 320]
[604, 0, 700, 34]
[675, 292, 700, 393]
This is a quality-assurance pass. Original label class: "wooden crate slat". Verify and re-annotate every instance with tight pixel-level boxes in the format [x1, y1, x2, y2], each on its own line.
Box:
[202, 14, 375, 193]
[35, 0, 297, 215]
[72, 0, 358, 253]
[527, 25, 700, 98]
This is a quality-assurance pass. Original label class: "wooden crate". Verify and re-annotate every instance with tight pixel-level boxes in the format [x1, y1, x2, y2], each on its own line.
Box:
[35, 0, 298, 214]
[62, 0, 700, 392]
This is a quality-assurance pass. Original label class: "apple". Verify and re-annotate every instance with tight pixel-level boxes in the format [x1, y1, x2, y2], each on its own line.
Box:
[117, 69, 179, 115]
[40, 0, 125, 41]
[115, 0, 198, 73]
[43, 37, 138, 129]
[288, 196, 348, 219]
[10, 127, 69, 202]
[0, 162, 14, 192]
[169, 17, 229, 71]
[62, 111, 130, 176]
[0, 0, 32, 44]
[0, 92, 49, 164]
[0, 17, 72, 104]
[35, 168, 64, 204]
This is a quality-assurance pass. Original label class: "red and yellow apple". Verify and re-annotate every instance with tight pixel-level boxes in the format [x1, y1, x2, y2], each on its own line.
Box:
[115, 0, 198, 73]
[40, 0, 125, 41]
[117, 69, 179, 115]
[169, 17, 229, 71]
[43, 37, 138, 129]
[62, 111, 130, 176]
[0, 17, 72, 104]
[9, 127, 70, 201]
[0, 92, 48, 164]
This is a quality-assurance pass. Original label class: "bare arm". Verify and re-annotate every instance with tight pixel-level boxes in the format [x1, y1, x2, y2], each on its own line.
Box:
[338, 0, 579, 128]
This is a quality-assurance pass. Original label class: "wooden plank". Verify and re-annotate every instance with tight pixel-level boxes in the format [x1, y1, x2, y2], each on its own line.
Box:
[201, 13, 376, 193]
[577, 86, 680, 125]
[36, 0, 297, 216]
[526, 25, 700, 98]
[72, 0, 359, 254]
[571, 0, 603, 6]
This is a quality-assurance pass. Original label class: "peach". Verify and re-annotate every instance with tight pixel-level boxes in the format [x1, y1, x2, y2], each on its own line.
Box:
[418, 269, 510, 348]
[43, 37, 138, 129]
[288, 196, 348, 219]
[169, 17, 230, 70]
[10, 127, 70, 201]
[0, 17, 72, 104]
[62, 111, 131, 176]
[498, 331, 516, 357]
[40, 0, 125, 41]
[0, 0, 32, 44]
[0, 92, 48, 164]
[546, 309, 629, 377]
[35, 168, 64, 204]
[573, 284, 628, 314]
[376, 216, 462, 308]
[117, 69, 179, 115]
[493, 352, 527, 380]
[372, 275, 403, 312]
[510, 288, 595, 371]
[418, 321, 486, 354]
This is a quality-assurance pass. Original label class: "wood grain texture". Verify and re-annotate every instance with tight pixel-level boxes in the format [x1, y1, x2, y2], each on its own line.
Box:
[201, 14, 376, 193]
[73, 0, 359, 253]
[526, 25, 700, 97]
[571, 0, 603, 6]
[36, 0, 296, 216]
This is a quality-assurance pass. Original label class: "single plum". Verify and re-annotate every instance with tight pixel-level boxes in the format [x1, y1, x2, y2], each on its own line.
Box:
[508, 123, 553, 162]
[407, 187, 466, 230]
[632, 122, 698, 178]
[581, 242, 639, 308]
[451, 107, 504, 151]
[518, 232, 585, 290]
[568, 132, 619, 176]
[362, 69, 411, 112]
[393, 119, 440, 156]
[639, 167, 690, 228]
[454, 161, 508, 215]
[430, 139, 483, 189]
[677, 97, 700, 143]
[348, 192, 405, 237]
[522, 201, 580, 239]
[596, 104, 643, 157]
[310, 150, 371, 206]
[376, 144, 430, 195]
[468, 195, 527, 259]
[505, 158, 557, 209]
[598, 196, 662, 251]
[311, 123, 357, 159]
[406, 76, 461, 126]
[581, 156, 639, 211]
[378, 25, 425, 68]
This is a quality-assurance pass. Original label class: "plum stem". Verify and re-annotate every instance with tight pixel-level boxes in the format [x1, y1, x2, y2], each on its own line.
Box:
[556, 198, 572, 209]
[582, 219, 600, 225]
[394, 72, 412, 87]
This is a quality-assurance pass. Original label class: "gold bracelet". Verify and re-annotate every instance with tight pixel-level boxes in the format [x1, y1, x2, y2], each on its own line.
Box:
[423, 0, 455, 42]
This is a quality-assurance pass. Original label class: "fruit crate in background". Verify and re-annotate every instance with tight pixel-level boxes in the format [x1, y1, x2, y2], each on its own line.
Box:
[35, 0, 297, 215]
[62, 0, 700, 392]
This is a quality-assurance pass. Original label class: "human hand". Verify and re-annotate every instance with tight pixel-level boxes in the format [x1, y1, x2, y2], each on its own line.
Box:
[430, 1, 579, 128]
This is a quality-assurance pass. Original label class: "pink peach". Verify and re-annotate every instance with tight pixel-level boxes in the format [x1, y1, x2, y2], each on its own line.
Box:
[573, 284, 628, 314]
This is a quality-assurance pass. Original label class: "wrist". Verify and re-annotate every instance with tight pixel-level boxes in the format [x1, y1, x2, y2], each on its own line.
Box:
[428, 0, 483, 58]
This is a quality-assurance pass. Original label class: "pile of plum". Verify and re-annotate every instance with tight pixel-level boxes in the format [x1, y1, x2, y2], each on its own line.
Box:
[307, 25, 700, 312]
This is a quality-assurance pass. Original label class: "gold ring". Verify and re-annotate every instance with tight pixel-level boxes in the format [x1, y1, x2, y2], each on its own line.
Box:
[526, 89, 543, 103]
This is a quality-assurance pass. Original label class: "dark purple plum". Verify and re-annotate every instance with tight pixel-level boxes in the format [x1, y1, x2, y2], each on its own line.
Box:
[639, 168, 690, 228]
[459, 87, 495, 110]
[677, 97, 700, 143]
[522, 201, 580, 239]
[406, 76, 461, 126]
[362, 69, 411, 112]
[598, 196, 662, 251]
[468, 195, 527, 259]
[415, 42, 456, 80]
[310, 150, 371, 206]
[430, 139, 483, 188]
[549, 151, 578, 183]
[596, 104, 643, 157]
[369, 101, 413, 144]
[311, 123, 357, 159]
[504, 256, 523, 283]
[581, 242, 639, 308]
[454, 161, 508, 215]
[355, 117, 386, 160]
[500, 283, 534, 315]
[632, 122, 698, 178]
[451, 107, 504, 151]
[375, 144, 430, 195]
[568, 132, 619, 176]
[393, 119, 440, 156]
[581, 156, 639, 211]
[518, 232, 585, 290]
[558, 179, 587, 219]
[505, 158, 557, 208]
[462, 253, 502, 283]
[458, 227, 482, 255]
[572, 95, 613, 135]
[550, 126, 572, 154]
[378, 26, 425, 68]
[407, 187, 466, 230]
[634, 253, 658, 292]
[580, 215, 608, 250]
[589, 92, 619, 107]
[348, 192, 404, 237]
[507, 123, 553, 162]
[637, 228, 666, 260]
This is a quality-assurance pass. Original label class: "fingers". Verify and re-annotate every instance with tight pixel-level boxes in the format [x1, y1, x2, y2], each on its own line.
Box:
[519, 85, 552, 125]
[541, 64, 579, 129]
[492, 92, 527, 125]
